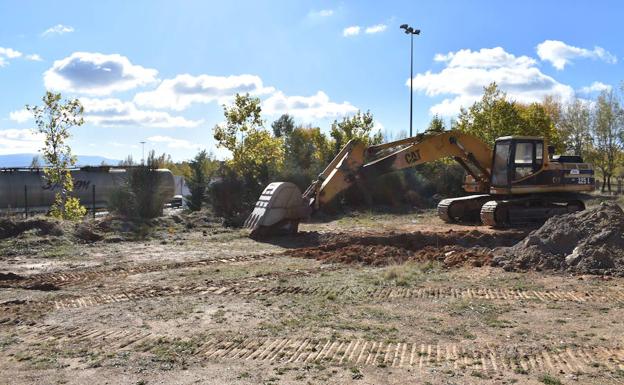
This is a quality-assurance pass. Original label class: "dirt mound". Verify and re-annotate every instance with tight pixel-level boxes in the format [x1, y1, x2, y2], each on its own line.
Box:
[74, 223, 104, 242]
[0, 218, 63, 239]
[312, 229, 524, 250]
[288, 229, 516, 267]
[494, 202, 624, 276]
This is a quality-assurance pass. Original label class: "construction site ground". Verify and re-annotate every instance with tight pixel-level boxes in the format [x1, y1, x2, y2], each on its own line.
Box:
[1, 209, 624, 385]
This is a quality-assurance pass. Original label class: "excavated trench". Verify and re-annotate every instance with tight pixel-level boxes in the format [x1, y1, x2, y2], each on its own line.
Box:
[288, 229, 528, 267]
[289, 203, 624, 276]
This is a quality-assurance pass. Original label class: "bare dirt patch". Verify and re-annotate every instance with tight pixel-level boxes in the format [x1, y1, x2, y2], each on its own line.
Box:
[2, 209, 624, 385]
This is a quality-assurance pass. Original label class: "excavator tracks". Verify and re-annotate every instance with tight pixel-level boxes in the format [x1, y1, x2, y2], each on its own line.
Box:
[437, 194, 491, 223]
[9, 324, 624, 375]
[480, 197, 585, 227]
[480, 200, 501, 227]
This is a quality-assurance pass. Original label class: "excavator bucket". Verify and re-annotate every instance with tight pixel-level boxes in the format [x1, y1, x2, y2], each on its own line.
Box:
[244, 182, 309, 238]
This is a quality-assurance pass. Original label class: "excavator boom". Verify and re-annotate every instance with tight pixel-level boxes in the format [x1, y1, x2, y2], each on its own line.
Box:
[245, 130, 493, 237]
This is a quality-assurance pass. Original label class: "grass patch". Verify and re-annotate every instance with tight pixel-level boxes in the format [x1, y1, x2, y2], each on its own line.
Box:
[448, 299, 514, 329]
[380, 261, 441, 287]
[538, 374, 562, 385]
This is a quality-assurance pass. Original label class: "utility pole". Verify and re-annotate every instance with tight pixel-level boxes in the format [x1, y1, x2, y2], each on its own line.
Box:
[400, 24, 420, 137]
[140, 141, 146, 165]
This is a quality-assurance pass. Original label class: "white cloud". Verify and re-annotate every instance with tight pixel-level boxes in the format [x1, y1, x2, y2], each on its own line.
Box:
[412, 46, 575, 116]
[80, 97, 203, 128]
[44, 52, 158, 95]
[0, 47, 22, 67]
[262, 90, 358, 121]
[147, 135, 198, 150]
[9, 108, 31, 123]
[134, 73, 273, 111]
[536, 40, 617, 70]
[0, 129, 44, 155]
[578, 81, 612, 94]
[0, 47, 22, 59]
[434, 47, 536, 68]
[343, 26, 361, 37]
[25, 54, 43, 61]
[365, 24, 387, 34]
[0, 47, 41, 67]
[308, 9, 333, 18]
[42, 24, 75, 36]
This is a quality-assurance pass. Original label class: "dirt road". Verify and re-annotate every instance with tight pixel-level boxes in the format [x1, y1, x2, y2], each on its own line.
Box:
[1, 211, 623, 384]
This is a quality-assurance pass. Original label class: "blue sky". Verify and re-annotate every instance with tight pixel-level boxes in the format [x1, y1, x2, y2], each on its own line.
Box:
[0, 0, 621, 162]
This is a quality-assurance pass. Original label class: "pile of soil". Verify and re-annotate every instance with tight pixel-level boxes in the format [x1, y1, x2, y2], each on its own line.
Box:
[74, 223, 105, 242]
[312, 229, 524, 250]
[288, 229, 517, 268]
[494, 202, 624, 276]
[0, 218, 63, 239]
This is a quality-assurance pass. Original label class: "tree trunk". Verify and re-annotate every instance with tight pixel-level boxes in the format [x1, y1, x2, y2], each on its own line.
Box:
[60, 170, 67, 217]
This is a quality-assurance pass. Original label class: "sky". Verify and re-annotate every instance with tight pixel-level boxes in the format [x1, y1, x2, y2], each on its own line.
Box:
[0, 0, 622, 162]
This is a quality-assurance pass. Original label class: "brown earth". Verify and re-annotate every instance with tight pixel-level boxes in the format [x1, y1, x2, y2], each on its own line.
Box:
[287, 229, 525, 268]
[291, 241, 497, 267]
[1, 208, 624, 385]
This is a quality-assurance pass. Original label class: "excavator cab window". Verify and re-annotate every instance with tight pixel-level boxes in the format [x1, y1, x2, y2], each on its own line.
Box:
[491, 141, 511, 187]
[513, 141, 544, 181]
[514, 142, 534, 180]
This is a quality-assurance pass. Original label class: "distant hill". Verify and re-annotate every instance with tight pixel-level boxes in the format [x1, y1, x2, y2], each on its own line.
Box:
[0, 153, 121, 168]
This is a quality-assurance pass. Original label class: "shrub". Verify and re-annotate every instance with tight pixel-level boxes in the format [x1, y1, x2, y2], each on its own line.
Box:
[108, 152, 168, 220]
[128, 164, 166, 219]
[107, 186, 135, 218]
[208, 171, 255, 226]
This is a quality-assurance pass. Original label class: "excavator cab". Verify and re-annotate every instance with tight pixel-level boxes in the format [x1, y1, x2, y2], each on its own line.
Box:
[490, 137, 545, 189]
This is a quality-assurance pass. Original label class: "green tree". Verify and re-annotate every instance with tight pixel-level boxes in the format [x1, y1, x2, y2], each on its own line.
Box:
[283, 125, 333, 182]
[330, 110, 383, 154]
[187, 150, 212, 211]
[27, 92, 86, 220]
[517, 102, 564, 150]
[455, 83, 562, 150]
[426, 115, 446, 133]
[213, 93, 263, 151]
[213, 93, 283, 187]
[560, 98, 592, 156]
[590, 90, 623, 192]
[271, 114, 295, 137]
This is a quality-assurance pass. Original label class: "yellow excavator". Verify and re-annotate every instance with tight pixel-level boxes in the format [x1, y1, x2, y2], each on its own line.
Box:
[244, 130, 594, 236]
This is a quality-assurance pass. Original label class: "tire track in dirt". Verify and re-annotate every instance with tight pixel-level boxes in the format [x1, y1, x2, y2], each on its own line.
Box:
[11, 324, 624, 375]
[49, 284, 624, 310]
[0, 253, 273, 289]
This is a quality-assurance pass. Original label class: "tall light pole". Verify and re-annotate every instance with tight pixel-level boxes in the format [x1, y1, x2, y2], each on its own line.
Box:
[400, 24, 420, 137]
[140, 141, 146, 165]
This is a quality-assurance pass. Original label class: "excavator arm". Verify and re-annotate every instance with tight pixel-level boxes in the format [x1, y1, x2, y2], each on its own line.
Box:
[245, 130, 493, 237]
